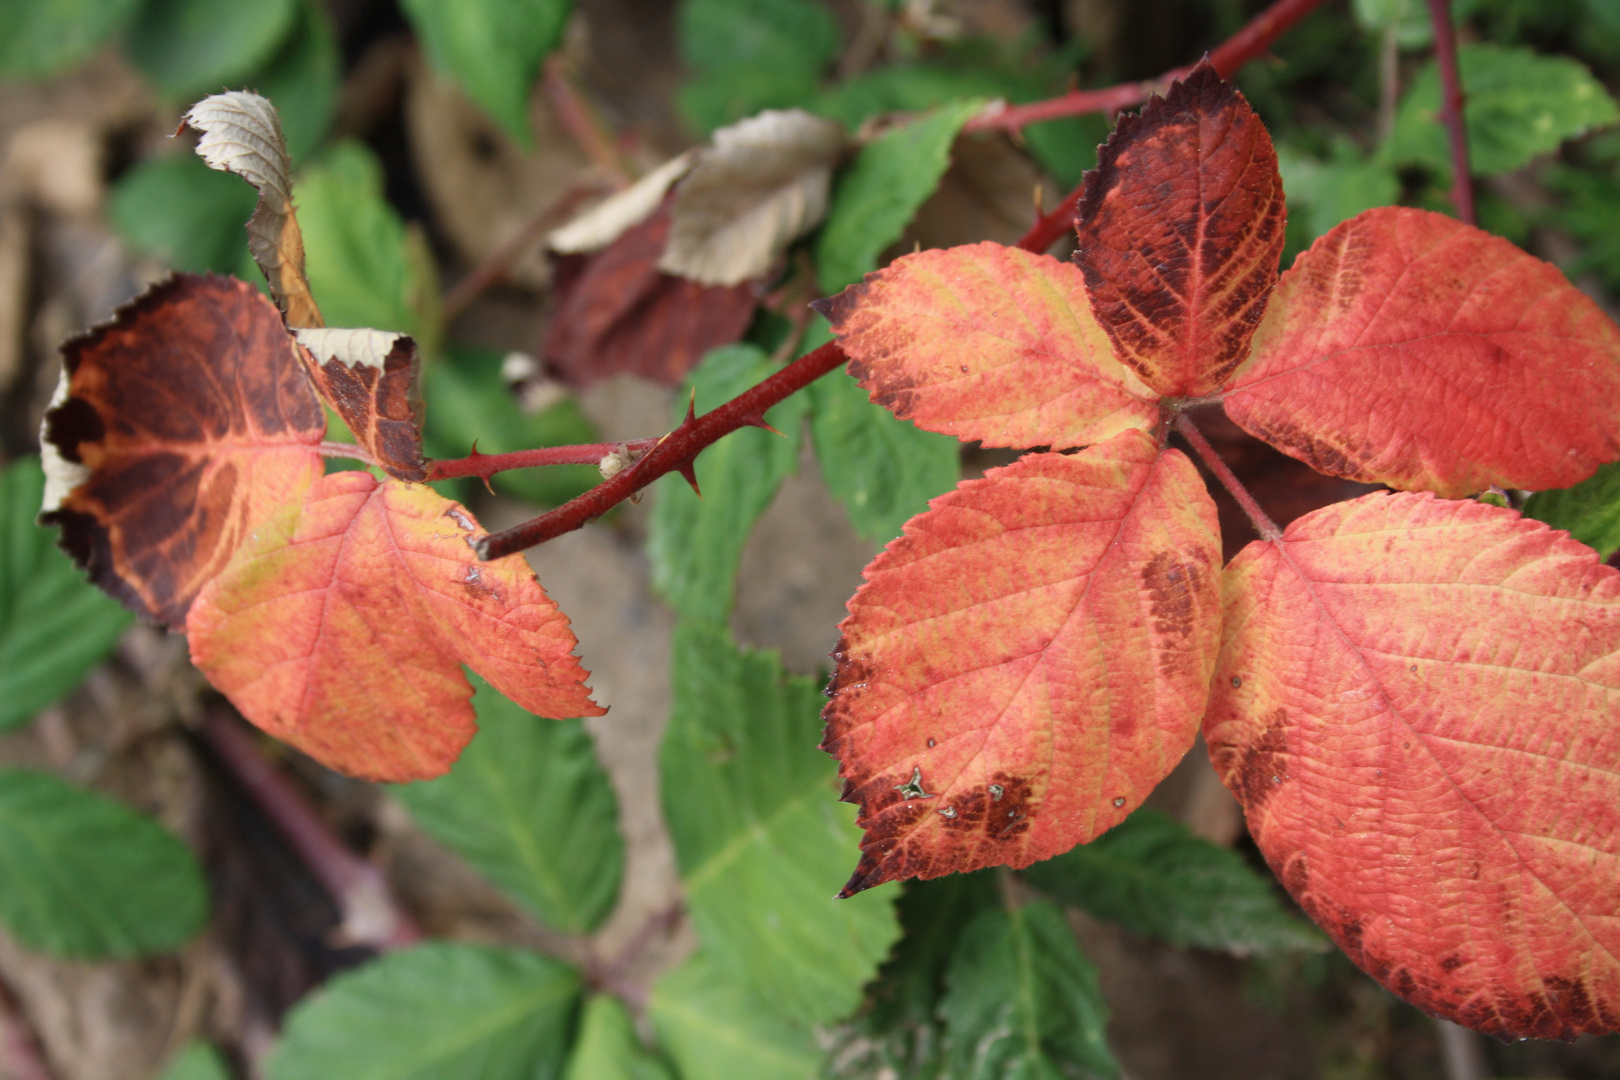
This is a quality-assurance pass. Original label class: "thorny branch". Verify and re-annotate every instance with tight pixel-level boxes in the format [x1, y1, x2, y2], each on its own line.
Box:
[1426, 0, 1477, 225]
[458, 0, 1341, 561]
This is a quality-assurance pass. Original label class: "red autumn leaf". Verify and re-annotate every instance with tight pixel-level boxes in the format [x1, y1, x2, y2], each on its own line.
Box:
[186, 471, 602, 782]
[40, 273, 325, 627]
[1223, 207, 1620, 496]
[1074, 60, 1285, 397]
[813, 243, 1159, 449]
[824, 429, 1223, 895]
[294, 328, 427, 482]
[543, 204, 757, 387]
[1206, 492, 1620, 1039]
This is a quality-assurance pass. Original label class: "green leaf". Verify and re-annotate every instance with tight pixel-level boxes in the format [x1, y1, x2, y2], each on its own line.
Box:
[1386, 43, 1620, 178]
[420, 346, 599, 509]
[661, 620, 900, 1026]
[109, 154, 260, 275]
[267, 943, 581, 1080]
[248, 0, 340, 164]
[0, 0, 141, 77]
[646, 345, 807, 624]
[800, 320, 959, 544]
[1276, 144, 1399, 243]
[1524, 461, 1620, 559]
[0, 769, 207, 958]
[124, 0, 300, 101]
[676, 0, 841, 134]
[1021, 807, 1326, 957]
[1350, 0, 1432, 48]
[393, 675, 623, 934]
[938, 901, 1118, 1080]
[158, 1042, 232, 1080]
[648, 951, 822, 1080]
[296, 142, 435, 342]
[564, 995, 674, 1080]
[815, 100, 984, 294]
[1546, 158, 1620, 295]
[399, 0, 570, 147]
[0, 458, 132, 731]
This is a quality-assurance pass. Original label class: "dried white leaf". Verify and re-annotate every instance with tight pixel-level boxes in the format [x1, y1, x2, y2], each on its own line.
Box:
[38, 368, 88, 515]
[547, 151, 697, 254]
[659, 109, 850, 286]
[295, 328, 405, 370]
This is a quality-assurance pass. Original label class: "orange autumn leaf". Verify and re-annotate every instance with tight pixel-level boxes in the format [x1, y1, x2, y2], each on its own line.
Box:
[824, 430, 1222, 895]
[1206, 492, 1620, 1039]
[40, 274, 325, 627]
[294, 328, 428, 482]
[1074, 61, 1285, 397]
[814, 243, 1159, 449]
[1224, 207, 1620, 496]
[186, 471, 601, 782]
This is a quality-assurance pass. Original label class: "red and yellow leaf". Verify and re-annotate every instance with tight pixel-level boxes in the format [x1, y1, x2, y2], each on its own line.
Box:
[1207, 492, 1620, 1039]
[814, 243, 1158, 449]
[186, 471, 601, 782]
[1224, 207, 1620, 496]
[294, 328, 427, 482]
[824, 429, 1222, 895]
[40, 274, 325, 627]
[1074, 61, 1285, 397]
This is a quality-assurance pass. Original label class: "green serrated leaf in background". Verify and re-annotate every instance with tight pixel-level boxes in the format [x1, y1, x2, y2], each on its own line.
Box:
[124, 0, 299, 101]
[420, 346, 600, 509]
[247, 0, 340, 163]
[267, 942, 580, 1080]
[109, 153, 260, 275]
[296, 141, 437, 344]
[1276, 141, 1399, 245]
[0, 0, 142, 78]
[676, 0, 841, 134]
[1351, 0, 1433, 48]
[661, 620, 900, 1026]
[399, 0, 571, 148]
[649, 951, 822, 1080]
[1022, 807, 1326, 957]
[158, 1042, 232, 1080]
[1524, 460, 1620, 559]
[564, 994, 674, 1080]
[938, 901, 1118, 1080]
[1386, 43, 1620, 178]
[816, 99, 984, 294]
[0, 458, 132, 731]
[647, 345, 807, 624]
[799, 320, 959, 545]
[393, 675, 623, 934]
[0, 769, 207, 958]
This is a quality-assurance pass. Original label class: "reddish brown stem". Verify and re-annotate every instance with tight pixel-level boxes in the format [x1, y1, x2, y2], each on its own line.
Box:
[427, 438, 661, 483]
[1426, 0, 1476, 225]
[199, 708, 423, 951]
[0, 978, 55, 1080]
[1174, 414, 1281, 542]
[543, 56, 631, 188]
[964, 0, 1332, 134]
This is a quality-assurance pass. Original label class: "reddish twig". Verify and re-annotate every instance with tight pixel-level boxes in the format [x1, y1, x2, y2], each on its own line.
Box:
[1426, 0, 1476, 225]
[543, 55, 631, 188]
[1174, 414, 1281, 541]
[964, 0, 1332, 134]
[199, 708, 423, 951]
[427, 438, 660, 483]
[0, 978, 55, 1080]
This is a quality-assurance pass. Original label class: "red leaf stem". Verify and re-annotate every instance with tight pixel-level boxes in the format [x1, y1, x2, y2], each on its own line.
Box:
[199, 707, 423, 951]
[1175, 413, 1281, 541]
[963, 0, 1333, 134]
[542, 55, 631, 189]
[1426, 0, 1476, 225]
[426, 438, 661, 483]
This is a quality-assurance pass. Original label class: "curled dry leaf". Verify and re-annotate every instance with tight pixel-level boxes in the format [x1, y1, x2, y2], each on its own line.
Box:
[544, 203, 757, 387]
[40, 274, 325, 627]
[185, 91, 323, 328]
[824, 430, 1222, 895]
[187, 470, 602, 782]
[815, 243, 1157, 449]
[547, 151, 696, 255]
[659, 109, 849, 286]
[1207, 492, 1620, 1039]
[1224, 207, 1620, 496]
[1075, 61, 1285, 396]
[294, 328, 427, 482]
